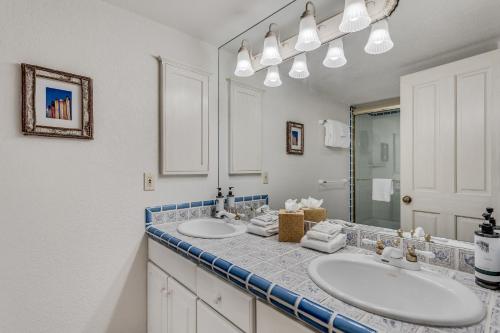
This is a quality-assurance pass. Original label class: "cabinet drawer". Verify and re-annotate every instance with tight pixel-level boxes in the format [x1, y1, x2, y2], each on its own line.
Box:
[148, 238, 197, 292]
[256, 301, 314, 333]
[196, 267, 255, 333]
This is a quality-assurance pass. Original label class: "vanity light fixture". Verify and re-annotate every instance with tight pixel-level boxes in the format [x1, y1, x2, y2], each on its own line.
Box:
[234, 40, 255, 77]
[339, 0, 372, 33]
[264, 65, 282, 87]
[364, 19, 394, 55]
[260, 23, 282, 66]
[295, 1, 321, 52]
[289, 53, 310, 79]
[322, 38, 347, 68]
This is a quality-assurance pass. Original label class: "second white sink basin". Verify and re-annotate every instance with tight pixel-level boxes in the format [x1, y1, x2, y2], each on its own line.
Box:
[177, 218, 246, 239]
[308, 253, 485, 326]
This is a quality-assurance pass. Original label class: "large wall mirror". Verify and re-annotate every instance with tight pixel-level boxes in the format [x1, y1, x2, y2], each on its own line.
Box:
[218, 0, 500, 242]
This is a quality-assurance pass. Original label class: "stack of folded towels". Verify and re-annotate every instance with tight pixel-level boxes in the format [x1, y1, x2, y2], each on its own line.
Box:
[247, 211, 279, 237]
[300, 221, 346, 253]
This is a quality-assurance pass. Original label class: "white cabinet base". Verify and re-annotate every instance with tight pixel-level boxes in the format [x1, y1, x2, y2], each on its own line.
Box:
[197, 300, 244, 333]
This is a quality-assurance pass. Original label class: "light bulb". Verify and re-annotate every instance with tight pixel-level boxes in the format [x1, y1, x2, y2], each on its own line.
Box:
[234, 40, 254, 77]
[289, 53, 310, 79]
[295, 1, 321, 52]
[364, 19, 394, 55]
[339, 0, 371, 33]
[260, 24, 282, 66]
[264, 65, 282, 87]
[323, 38, 347, 68]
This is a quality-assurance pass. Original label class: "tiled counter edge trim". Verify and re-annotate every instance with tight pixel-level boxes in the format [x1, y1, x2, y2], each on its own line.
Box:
[145, 224, 376, 333]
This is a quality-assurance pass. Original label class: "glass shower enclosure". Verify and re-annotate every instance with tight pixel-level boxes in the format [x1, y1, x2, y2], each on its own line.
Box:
[353, 109, 400, 229]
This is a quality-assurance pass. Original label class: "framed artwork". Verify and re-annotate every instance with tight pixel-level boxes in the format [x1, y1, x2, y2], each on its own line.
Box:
[21, 64, 93, 139]
[286, 121, 304, 155]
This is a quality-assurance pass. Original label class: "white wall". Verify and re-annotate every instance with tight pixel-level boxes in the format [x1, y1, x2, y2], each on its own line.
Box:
[0, 1, 218, 332]
[219, 50, 350, 220]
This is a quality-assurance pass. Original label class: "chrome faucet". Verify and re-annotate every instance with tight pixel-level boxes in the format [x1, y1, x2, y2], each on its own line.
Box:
[362, 239, 435, 271]
[214, 210, 236, 221]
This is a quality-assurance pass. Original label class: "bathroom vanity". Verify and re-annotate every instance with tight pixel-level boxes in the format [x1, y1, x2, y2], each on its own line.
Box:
[145, 216, 499, 333]
[148, 235, 317, 333]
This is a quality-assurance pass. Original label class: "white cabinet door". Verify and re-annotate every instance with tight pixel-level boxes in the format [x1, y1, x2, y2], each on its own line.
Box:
[197, 300, 243, 333]
[167, 277, 197, 333]
[148, 262, 168, 333]
[228, 80, 263, 174]
[256, 301, 314, 333]
[401, 49, 500, 239]
[160, 60, 210, 175]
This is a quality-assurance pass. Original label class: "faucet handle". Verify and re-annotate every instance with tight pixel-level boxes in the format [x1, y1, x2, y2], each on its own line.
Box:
[406, 245, 418, 262]
[406, 245, 436, 262]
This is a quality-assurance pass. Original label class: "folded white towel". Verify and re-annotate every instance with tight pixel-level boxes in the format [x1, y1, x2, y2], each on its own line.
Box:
[300, 233, 346, 253]
[306, 230, 340, 242]
[250, 218, 275, 227]
[372, 178, 394, 202]
[311, 222, 342, 235]
[254, 214, 277, 223]
[247, 223, 278, 237]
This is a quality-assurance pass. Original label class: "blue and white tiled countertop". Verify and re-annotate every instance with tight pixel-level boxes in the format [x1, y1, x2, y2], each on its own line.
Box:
[146, 220, 500, 333]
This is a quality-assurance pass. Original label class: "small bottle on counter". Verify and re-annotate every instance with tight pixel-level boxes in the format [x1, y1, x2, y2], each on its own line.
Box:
[474, 208, 500, 290]
[227, 187, 235, 210]
[215, 187, 225, 214]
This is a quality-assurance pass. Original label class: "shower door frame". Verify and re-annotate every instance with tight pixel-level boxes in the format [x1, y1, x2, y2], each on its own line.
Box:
[349, 98, 401, 224]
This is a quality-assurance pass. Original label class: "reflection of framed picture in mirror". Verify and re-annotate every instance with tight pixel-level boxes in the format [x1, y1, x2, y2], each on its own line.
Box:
[286, 121, 304, 155]
[21, 64, 93, 139]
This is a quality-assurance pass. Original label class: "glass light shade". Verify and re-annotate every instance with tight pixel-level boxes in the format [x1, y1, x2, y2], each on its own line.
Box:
[323, 39, 347, 68]
[295, 13, 321, 52]
[339, 0, 371, 33]
[289, 53, 310, 79]
[234, 45, 254, 77]
[264, 65, 282, 87]
[260, 32, 282, 66]
[364, 19, 394, 55]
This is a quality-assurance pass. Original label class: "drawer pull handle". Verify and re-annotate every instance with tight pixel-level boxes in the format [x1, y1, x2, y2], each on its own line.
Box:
[214, 295, 222, 305]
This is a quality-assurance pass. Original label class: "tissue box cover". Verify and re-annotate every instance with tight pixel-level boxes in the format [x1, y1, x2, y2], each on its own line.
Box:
[302, 207, 327, 222]
[278, 209, 304, 242]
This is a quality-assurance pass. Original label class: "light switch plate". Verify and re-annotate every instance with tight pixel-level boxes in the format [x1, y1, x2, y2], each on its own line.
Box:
[144, 172, 155, 191]
[262, 171, 269, 184]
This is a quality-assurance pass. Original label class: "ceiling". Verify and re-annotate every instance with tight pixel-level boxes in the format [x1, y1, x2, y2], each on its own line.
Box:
[104, 0, 500, 105]
[221, 0, 500, 105]
[101, 0, 296, 46]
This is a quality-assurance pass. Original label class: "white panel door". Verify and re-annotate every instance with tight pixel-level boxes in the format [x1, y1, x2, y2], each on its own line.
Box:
[228, 80, 263, 174]
[197, 300, 243, 333]
[401, 50, 500, 239]
[160, 60, 210, 175]
[148, 262, 168, 333]
[167, 277, 197, 333]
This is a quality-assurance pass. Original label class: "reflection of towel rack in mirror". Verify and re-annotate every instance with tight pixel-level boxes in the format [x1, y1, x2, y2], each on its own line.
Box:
[318, 178, 348, 184]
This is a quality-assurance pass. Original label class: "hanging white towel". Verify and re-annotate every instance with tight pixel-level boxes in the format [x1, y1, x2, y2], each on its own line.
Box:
[372, 178, 394, 202]
[323, 120, 350, 148]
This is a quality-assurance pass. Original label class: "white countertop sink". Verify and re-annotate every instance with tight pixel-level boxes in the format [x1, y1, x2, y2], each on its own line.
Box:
[308, 253, 485, 326]
[177, 218, 247, 239]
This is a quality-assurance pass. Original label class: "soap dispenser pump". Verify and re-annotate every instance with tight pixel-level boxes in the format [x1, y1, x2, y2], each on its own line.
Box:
[474, 207, 500, 290]
[227, 187, 235, 210]
[215, 187, 225, 213]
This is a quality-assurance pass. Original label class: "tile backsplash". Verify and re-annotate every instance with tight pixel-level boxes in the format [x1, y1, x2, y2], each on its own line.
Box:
[145, 194, 475, 275]
[337, 222, 475, 274]
[145, 194, 269, 226]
